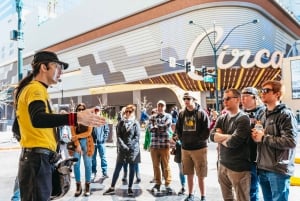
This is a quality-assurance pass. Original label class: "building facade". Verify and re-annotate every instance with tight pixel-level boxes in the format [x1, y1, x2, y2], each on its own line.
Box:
[0, 0, 299, 118]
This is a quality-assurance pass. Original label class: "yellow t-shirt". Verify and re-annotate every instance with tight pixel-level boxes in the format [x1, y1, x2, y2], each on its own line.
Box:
[17, 80, 57, 151]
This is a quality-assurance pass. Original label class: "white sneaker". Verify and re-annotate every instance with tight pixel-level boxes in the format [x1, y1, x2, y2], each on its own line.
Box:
[91, 173, 97, 182]
[101, 174, 109, 179]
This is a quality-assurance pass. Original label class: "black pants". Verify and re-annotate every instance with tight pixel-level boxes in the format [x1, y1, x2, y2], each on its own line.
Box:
[18, 150, 53, 201]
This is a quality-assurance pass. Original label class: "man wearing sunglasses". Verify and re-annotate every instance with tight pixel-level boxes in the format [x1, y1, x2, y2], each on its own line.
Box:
[252, 80, 298, 201]
[14, 51, 106, 201]
[210, 88, 251, 201]
[174, 92, 210, 201]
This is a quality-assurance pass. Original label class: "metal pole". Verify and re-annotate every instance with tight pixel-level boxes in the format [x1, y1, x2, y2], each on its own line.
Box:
[58, 79, 63, 104]
[213, 22, 220, 112]
[213, 49, 219, 112]
[16, 0, 24, 81]
[189, 19, 258, 112]
[61, 89, 64, 104]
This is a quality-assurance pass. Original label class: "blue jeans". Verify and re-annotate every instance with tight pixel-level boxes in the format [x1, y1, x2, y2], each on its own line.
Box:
[177, 163, 186, 187]
[112, 163, 136, 188]
[250, 163, 259, 201]
[11, 176, 20, 201]
[258, 169, 290, 201]
[73, 138, 92, 183]
[92, 143, 107, 175]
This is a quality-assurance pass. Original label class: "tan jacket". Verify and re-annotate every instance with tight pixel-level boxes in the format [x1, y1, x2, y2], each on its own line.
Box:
[70, 126, 94, 157]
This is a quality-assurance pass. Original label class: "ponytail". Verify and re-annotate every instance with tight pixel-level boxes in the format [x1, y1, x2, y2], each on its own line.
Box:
[14, 73, 34, 107]
[14, 62, 46, 106]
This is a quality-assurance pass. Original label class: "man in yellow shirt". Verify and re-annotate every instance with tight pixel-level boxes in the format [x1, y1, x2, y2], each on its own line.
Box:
[15, 51, 105, 201]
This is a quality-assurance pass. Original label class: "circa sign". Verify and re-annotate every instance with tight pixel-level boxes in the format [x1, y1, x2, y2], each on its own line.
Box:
[186, 26, 283, 80]
[217, 46, 283, 69]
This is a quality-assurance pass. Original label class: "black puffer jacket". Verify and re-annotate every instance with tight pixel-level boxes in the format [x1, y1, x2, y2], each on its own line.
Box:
[257, 104, 298, 176]
[116, 119, 141, 163]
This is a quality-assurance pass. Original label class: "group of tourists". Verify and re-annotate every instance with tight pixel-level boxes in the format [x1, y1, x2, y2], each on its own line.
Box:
[125, 81, 298, 201]
[210, 82, 298, 201]
[11, 50, 299, 201]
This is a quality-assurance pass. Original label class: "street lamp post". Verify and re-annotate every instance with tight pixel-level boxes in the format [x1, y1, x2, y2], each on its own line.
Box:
[57, 79, 64, 104]
[61, 88, 64, 104]
[16, 0, 24, 82]
[189, 19, 258, 112]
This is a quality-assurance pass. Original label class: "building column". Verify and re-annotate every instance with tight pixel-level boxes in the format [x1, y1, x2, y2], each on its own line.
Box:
[102, 93, 108, 106]
[200, 92, 207, 109]
[133, 90, 141, 121]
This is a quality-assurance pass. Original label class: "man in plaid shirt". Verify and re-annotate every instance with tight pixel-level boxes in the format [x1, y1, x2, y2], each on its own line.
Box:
[148, 100, 173, 194]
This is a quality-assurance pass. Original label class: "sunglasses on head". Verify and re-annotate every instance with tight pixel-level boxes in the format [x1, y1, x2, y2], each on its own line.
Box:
[261, 88, 273, 94]
[222, 96, 238, 102]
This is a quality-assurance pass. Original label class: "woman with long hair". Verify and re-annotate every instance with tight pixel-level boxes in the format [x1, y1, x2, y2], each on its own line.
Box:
[71, 103, 94, 197]
[103, 104, 141, 196]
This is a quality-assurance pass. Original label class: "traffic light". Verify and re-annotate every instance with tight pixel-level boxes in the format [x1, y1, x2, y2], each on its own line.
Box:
[186, 61, 191, 73]
[201, 66, 207, 77]
[10, 30, 18, 41]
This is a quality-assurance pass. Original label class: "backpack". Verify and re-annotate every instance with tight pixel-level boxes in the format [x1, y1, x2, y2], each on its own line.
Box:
[12, 118, 21, 141]
[51, 157, 78, 200]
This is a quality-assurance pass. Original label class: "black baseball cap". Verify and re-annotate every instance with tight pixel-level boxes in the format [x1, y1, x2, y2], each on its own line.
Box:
[31, 51, 69, 69]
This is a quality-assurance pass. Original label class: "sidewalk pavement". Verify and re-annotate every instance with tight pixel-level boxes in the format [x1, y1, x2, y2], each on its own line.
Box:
[1, 129, 300, 201]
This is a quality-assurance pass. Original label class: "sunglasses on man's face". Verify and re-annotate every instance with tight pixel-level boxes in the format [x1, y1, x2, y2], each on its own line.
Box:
[183, 98, 191, 101]
[77, 108, 85, 112]
[222, 96, 238, 102]
[261, 88, 273, 94]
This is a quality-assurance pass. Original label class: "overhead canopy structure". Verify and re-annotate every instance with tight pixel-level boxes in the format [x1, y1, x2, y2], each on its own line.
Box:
[131, 67, 281, 92]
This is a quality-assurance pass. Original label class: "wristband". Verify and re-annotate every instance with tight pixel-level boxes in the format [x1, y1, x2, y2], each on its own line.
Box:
[68, 113, 71, 125]
[74, 113, 77, 125]
[68, 113, 77, 126]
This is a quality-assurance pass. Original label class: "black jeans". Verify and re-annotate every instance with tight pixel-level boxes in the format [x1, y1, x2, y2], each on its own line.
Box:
[18, 150, 53, 201]
[112, 163, 136, 188]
